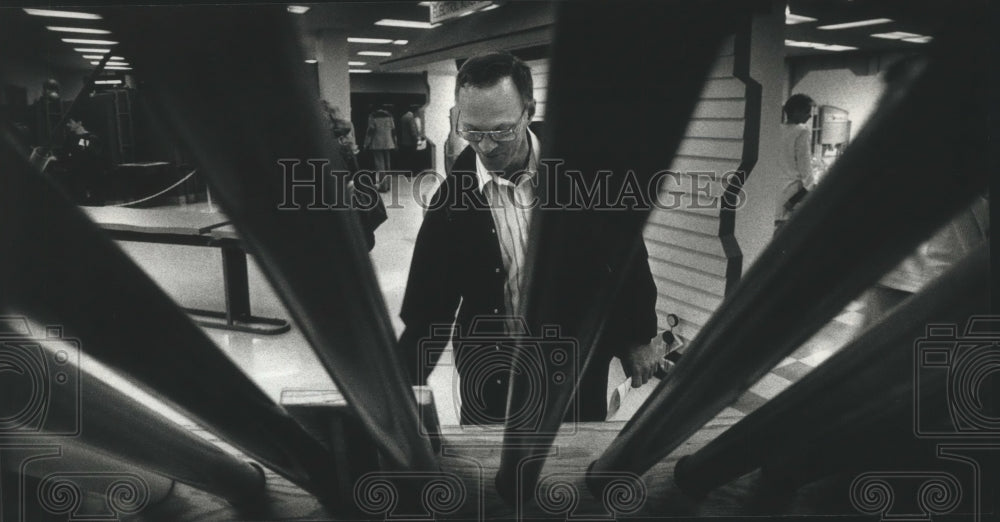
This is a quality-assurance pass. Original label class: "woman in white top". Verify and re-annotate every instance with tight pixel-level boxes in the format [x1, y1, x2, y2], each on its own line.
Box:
[774, 94, 815, 233]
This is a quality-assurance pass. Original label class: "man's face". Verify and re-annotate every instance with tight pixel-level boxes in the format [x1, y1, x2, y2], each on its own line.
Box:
[456, 77, 529, 173]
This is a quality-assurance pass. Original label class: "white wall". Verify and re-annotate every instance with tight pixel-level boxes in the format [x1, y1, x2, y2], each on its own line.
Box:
[790, 66, 887, 142]
[423, 60, 459, 175]
[734, 0, 786, 274]
[316, 29, 352, 120]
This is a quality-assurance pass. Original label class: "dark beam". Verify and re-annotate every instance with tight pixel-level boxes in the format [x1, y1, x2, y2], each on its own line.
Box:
[495, 0, 751, 503]
[99, 5, 438, 473]
[0, 126, 344, 501]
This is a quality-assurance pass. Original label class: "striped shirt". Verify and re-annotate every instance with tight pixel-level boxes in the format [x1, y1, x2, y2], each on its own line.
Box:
[475, 130, 540, 333]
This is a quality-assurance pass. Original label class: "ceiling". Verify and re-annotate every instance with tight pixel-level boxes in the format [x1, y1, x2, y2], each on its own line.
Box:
[0, 1, 952, 81]
[784, 0, 945, 57]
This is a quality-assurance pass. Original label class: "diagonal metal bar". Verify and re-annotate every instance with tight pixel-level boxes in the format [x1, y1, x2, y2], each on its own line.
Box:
[495, 0, 751, 503]
[0, 127, 343, 498]
[587, 12, 989, 490]
[100, 5, 437, 472]
[674, 245, 989, 496]
[1, 334, 266, 505]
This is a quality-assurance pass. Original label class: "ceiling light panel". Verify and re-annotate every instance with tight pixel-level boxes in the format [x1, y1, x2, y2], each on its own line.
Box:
[62, 38, 118, 45]
[24, 8, 101, 19]
[47, 26, 112, 34]
[348, 37, 393, 44]
[818, 18, 893, 30]
[871, 31, 923, 40]
[374, 19, 438, 29]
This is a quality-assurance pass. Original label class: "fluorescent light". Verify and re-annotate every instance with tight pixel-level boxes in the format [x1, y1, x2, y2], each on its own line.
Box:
[305, 59, 318, 64]
[94, 80, 122, 85]
[62, 38, 118, 45]
[348, 37, 393, 44]
[392, 40, 408, 45]
[818, 18, 893, 30]
[105, 66, 132, 70]
[785, 40, 816, 48]
[286, 5, 310, 14]
[74, 48, 110, 53]
[348, 61, 367, 66]
[374, 19, 438, 29]
[358, 51, 391, 57]
[784, 40, 857, 51]
[91, 61, 129, 66]
[47, 26, 111, 34]
[481, 4, 500, 10]
[871, 31, 923, 40]
[785, 5, 816, 25]
[418, 1, 433, 6]
[83, 55, 124, 60]
[24, 8, 101, 20]
[349, 69, 372, 74]
[902, 35, 933, 43]
[814, 44, 858, 51]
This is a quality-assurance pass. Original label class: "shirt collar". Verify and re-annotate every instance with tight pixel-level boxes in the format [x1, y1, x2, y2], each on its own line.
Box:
[475, 128, 540, 193]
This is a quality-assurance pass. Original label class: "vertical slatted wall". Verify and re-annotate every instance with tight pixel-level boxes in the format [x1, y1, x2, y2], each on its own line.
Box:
[643, 32, 759, 341]
[525, 58, 548, 121]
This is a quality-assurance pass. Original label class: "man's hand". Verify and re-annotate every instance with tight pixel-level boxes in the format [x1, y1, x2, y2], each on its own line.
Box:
[621, 339, 667, 388]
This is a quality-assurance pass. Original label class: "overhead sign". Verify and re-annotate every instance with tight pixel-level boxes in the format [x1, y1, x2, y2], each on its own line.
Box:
[429, 1, 495, 24]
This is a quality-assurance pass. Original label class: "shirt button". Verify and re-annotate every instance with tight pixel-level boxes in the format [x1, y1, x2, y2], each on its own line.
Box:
[493, 308, 499, 313]
[495, 378, 502, 384]
[491, 228, 496, 234]
[495, 267, 501, 273]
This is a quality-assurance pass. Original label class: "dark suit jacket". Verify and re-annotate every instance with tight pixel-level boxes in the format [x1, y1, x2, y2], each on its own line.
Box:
[397, 146, 658, 423]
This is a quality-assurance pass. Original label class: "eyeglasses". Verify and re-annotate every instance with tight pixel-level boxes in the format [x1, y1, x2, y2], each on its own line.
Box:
[456, 109, 527, 143]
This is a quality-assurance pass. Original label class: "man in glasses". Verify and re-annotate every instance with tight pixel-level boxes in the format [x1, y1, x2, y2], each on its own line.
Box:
[398, 51, 661, 425]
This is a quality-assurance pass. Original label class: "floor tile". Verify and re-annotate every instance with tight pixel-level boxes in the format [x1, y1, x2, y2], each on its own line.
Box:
[730, 391, 770, 415]
[799, 349, 835, 368]
[771, 361, 814, 382]
[749, 372, 793, 400]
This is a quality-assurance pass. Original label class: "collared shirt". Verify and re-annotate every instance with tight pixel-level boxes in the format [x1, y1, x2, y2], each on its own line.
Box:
[474, 130, 540, 331]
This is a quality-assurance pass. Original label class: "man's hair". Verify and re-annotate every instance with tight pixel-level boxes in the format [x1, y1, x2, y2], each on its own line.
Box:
[783, 94, 814, 116]
[455, 51, 535, 117]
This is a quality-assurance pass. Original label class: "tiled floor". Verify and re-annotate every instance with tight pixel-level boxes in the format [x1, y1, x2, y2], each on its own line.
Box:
[89, 174, 866, 429]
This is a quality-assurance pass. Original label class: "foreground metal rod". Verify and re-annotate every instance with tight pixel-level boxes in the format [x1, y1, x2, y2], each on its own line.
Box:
[102, 6, 437, 473]
[4, 356, 264, 505]
[587, 16, 988, 490]
[760, 407, 937, 492]
[495, 0, 748, 503]
[674, 245, 989, 496]
[0, 132, 342, 498]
